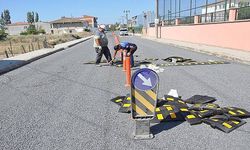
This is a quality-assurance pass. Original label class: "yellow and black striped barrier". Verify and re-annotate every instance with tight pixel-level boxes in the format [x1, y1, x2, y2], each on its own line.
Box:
[131, 68, 159, 139]
[131, 68, 159, 119]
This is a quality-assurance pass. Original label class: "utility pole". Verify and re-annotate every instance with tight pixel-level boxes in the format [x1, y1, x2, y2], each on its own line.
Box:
[121, 16, 125, 25]
[143, 11, 147, 34]
[124, 10, 130, 27]
[155, 0, 159, 38]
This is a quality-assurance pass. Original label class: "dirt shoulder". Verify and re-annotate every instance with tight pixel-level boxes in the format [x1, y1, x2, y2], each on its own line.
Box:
[0, 31, 92, 59]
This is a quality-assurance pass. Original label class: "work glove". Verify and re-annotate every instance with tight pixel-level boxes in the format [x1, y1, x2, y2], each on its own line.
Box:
[97, 46, 102, 50]
[95, 46, 102, 53]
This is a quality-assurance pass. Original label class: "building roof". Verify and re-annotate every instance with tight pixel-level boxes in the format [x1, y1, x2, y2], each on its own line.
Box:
[50, 17, 84, 24]
[76, 15, 98, 20]
[7, 22, 29, 26]
[83, 15, 97, 19]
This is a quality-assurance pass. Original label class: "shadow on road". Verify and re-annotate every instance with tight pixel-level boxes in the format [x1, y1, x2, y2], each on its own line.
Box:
[151, 121, 184, 135]
[0, 59, 27, 75]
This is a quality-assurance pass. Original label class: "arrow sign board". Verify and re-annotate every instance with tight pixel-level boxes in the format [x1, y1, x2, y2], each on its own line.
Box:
[131, 68, 159, 120]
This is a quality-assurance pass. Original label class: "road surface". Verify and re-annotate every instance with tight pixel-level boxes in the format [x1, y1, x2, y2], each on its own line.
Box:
[1, 33, 250, 150]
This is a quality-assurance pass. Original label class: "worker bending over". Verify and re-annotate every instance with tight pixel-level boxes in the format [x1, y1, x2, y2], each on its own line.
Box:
[113, 42, 137, 67]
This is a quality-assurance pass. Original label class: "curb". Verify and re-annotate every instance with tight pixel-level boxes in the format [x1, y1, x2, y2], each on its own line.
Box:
[0, 36, 93, 75]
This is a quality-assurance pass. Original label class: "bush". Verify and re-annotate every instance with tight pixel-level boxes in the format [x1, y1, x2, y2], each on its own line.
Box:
[20, 31, 28, 35]
[27, 25, 38, 35]
[20, 25, 46, 35]
[38, 29, 46, 34]
[0, 29, 8, 40]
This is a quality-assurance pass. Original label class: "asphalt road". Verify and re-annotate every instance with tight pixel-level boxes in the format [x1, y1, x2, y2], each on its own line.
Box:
[1, 33, 250, 150]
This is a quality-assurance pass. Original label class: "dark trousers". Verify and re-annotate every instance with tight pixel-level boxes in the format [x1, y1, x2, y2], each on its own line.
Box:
[95, 46, 112, 64]
[130, 54, 134, 67]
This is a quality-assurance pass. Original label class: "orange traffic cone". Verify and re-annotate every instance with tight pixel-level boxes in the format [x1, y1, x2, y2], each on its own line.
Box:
[125, 56, 131, 87]
[123, 50, 127, 72]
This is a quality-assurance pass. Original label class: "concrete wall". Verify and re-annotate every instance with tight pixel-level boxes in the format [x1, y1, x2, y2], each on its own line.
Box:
[6, 25, 28, 35]
[35, 22, 51, 33]
[51, 27, 84, 34]
[145, 21, 250, 51]
[52, 22, 83, 28]
[6, 22, 51, 35]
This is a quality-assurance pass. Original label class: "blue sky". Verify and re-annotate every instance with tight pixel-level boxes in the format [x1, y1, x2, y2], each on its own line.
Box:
[0, 0, 155, 24]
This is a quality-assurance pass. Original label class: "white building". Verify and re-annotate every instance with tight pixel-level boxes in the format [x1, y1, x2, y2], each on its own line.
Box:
[201, 0, 250, 22]
[50, 17, 89, 34]
[6, 22, 51, 35]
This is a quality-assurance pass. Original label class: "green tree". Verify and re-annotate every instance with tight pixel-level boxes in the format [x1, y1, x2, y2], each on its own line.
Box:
[27, 11, 35, 24]
[0, 19, 5, 29]
[35, 12, 39, 22]
[1, 12, 4, 20]
[0, 19, 7, 40]
[2, 10, 11, 24]
[27, 24, 38, 34]
[0, 29, 8, 40]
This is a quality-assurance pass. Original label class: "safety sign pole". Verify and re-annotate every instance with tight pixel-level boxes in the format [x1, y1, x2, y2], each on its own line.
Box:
[131, 68, 159, 139]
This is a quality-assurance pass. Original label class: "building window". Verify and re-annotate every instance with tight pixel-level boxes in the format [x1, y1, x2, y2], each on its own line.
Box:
[24, 26, 27, 29]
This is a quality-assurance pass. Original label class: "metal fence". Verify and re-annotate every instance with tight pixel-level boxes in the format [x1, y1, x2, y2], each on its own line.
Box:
[238, 5, 250, 19]
[159, 0, 250, 25]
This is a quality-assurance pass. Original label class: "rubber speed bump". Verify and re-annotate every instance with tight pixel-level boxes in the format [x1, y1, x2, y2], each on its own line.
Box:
[184, 95, 217, 104]
[222, 107, 250, 118]
[118, 96, 132, 113]
[84, 60, 107, 64]
[162, 56, 194, 63]
[189, 103, 220, 111]
[136, 60, 152, 65]
[115, 64, 123, 67]
[152, 104, 185, 123]
[110, 96, 126, 106]
[203, 115, 246, 133]
[193, 109, 224, 118]
[157, 61, 229, 67]
[162, 95, 188, 108]
[144, 58, 159, 61]
[184, 111, 202, 125]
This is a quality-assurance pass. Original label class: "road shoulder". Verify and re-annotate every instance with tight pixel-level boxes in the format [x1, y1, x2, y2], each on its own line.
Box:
[142, 36, 250, 65]
[0, 36, 93, 75]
